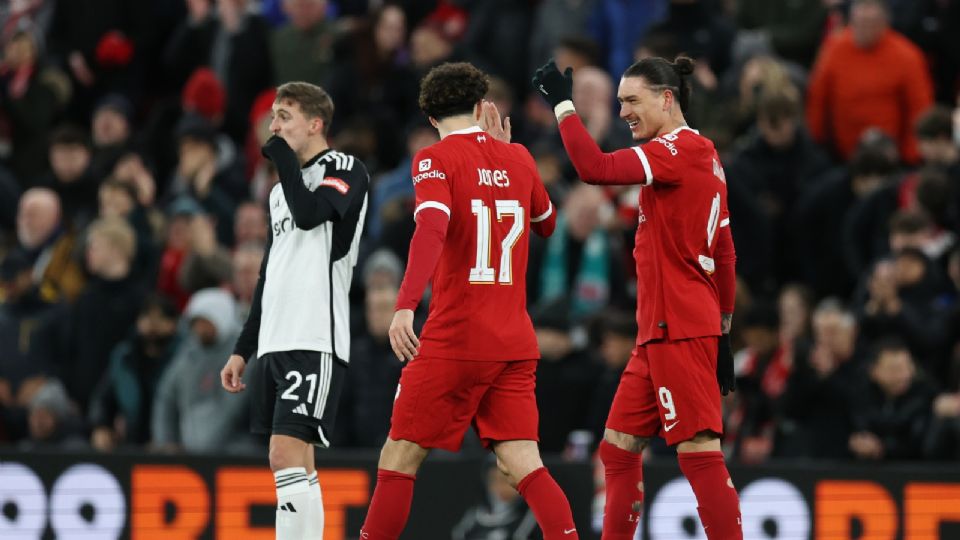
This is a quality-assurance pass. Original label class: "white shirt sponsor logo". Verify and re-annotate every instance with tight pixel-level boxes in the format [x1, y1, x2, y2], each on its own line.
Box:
[418, 158, 432, 172]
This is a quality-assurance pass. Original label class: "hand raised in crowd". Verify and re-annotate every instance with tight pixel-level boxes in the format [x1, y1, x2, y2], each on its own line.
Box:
[479, 100, 511, 143]
[865, 260, 901, 316]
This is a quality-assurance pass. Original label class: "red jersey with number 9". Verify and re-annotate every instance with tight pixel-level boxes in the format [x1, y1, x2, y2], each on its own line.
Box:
[410, 126, 555, 361]
[631, 126, 730, 343]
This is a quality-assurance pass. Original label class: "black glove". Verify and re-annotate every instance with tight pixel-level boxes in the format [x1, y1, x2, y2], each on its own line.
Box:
[261, 135, 300, 183]
[532, 59, 573, 108]
[717, 334, 736, 396]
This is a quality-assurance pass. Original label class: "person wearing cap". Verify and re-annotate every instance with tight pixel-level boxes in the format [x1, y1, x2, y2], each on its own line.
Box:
[152, 288, 251, 453]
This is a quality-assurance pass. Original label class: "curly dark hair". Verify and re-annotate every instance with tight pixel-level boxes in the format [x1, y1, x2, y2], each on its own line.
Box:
[418, 62, 489, 121]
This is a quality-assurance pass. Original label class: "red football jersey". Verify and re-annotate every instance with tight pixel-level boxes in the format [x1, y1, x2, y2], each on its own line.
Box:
[411, 126, 555, 360]
[631, 127, 730, 343]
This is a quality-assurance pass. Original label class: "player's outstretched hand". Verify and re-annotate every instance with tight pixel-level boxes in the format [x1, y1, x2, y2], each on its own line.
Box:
[479, 100, 511, 143]
[221, 354, 247, 393]
[532, 59, 573, 108]
[389, 309, 420, 363]
[716, 334, 735, 395]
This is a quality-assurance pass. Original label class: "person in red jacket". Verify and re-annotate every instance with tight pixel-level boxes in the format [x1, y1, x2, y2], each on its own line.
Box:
[806, 0, 933, 164]
[532, 55, 741, 540]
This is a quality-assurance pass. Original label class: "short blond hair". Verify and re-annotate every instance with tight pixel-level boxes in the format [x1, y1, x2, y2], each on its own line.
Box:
[87, 217, 136, 262]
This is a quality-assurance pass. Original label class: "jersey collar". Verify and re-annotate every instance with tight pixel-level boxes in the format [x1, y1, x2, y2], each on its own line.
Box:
[303, 148, 333, 169]
[448, 125, 484, 136]
[669, 125, 699, 136]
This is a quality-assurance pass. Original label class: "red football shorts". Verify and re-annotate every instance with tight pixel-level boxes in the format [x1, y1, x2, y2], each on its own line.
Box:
[389, 357, 539, 451]
[606, 336, 723, 446]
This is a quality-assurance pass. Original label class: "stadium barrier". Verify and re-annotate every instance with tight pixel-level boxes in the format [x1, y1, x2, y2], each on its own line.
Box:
[0, 450, 958, 539]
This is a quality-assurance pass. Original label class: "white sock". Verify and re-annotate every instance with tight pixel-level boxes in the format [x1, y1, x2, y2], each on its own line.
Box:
[275, 467, 310, 540]
[305, 471, 324, 539]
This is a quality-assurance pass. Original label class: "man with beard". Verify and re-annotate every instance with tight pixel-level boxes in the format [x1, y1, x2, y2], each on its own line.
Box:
[88, 294, 180, 451]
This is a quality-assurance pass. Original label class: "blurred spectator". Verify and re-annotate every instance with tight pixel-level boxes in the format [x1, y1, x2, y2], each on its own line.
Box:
[572, 66, 631, 151]
[779, 299, 862, 459]
[177, 213, 233, 295]
[794, 131, 899, 298]
[334, 285, 402, 448]
[531, 184, 624, 321]
[656, 0, 735, 84]
[849, 338, 934, 460]
[779, 283, 814, 345]
[163, 0, 273, 143]
[923, 349, 960, 460]
[20, 379, 86, 450]
[585, 309, 637, 446]
[806, 0, 933, 163]
[0, 249, 61, 441]
[726, 82, 834, 292]
[156, 197, 204, 310]
[233, 200, 268, 248]
[858, 251, 949, 369]
[451, 458, 538, 540]
[231, 241, 263, 318]
[553, 35, 601, 73]
[181, 67, 227, 127]
[728, 301, 793, 464]
[168, 115, 242, 244]
[38, 125, 98, 232]
[734, 0, 827, 67]
[0, 26, 70, 184]
[587, 0, 668, 77]
[16, 187, 85, 302]
[532, 298, 601, 453]
[529, 0, 597, 74]
[88, 294, 180, 450]
[270, 0, 337, 86]
[59, 216, 143, 411]
[0, 164, 19, 232]
[89, 93, 134, 181]
[914, 105, 960, 172]
[99, 178, 158, 281]
[152, 287, 250, 453]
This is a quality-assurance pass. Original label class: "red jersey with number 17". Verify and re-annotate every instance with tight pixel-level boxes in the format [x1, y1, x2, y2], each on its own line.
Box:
[411, 126, 555, 361]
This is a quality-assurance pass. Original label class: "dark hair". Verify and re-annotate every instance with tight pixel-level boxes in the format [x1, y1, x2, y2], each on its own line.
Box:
[557, 35, 601, 67]
[49, 125, 90, 149]
[275, 81, 335, 135]
[915, 105, 953, 140]
[915, 167, 953, 224]
[849, 132, 898, 178]
[888, 210, 931, 235]
[869, 336, 910, 365]
[139, 293, 178, 320]
[100, 178, 139, 202]
[742, 300, 780, 331]
[418, 62, 489, 120]
[622, 55, 695, 112]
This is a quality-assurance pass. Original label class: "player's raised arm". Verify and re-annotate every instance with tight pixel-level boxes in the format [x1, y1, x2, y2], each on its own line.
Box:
[532, 60, 645, 186]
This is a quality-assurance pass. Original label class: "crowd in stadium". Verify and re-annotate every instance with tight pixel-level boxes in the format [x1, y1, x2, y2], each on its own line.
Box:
[0, 0, 959, 464]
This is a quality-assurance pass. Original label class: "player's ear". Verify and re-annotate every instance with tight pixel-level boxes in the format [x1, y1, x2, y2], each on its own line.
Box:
[311, 116, 325, 136]
[428, 116, 439, 129]
[473, 101, 482, 121]
[662, 89, 673, 112]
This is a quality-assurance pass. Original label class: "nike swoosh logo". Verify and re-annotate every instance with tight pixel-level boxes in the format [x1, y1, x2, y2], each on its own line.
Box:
[539, 84, 548, 95]
[664, 420, 680, 432]
[564, 528, 576, 535]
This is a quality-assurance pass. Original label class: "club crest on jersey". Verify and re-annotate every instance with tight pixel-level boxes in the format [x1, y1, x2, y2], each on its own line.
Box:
[418, 158, 432, 172]
[319, 177, 349, 194]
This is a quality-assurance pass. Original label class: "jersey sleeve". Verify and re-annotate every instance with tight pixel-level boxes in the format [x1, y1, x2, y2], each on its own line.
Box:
[713, 189, 736, 314]
[633, 135, 685, 186]
[558, 115, 649, 185]
[316, 155, 368, 219]
[411, 148, 452, 219]
[522, 147, 556, 237]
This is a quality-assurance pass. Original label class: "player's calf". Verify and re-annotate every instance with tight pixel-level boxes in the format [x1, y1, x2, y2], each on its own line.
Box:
[494, 440, 579, 539]
[678, 432, 742, 540]
[599, 429, 647, 540]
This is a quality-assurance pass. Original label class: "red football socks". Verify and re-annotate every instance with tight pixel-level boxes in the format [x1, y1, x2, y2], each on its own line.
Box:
[677, 451, 743, 540]
[598, 440, 644, 540]
[516, 467, 579, 539]
[359, 469, 416, 540]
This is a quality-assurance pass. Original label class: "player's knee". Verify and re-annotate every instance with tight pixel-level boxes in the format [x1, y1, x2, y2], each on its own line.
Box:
[676, 430, 721, 453]
[603, 428, 648, 454]
[268, 436, 308, 471]
[378, 438, 428, 475]
[492, 440, 543, 481]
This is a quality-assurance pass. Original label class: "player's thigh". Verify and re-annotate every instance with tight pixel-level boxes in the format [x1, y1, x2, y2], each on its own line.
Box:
[646, 337, 722, 446]
[389, 357, 494, 452]
[605, 345, 661, 439]
[249, 354, 276, 437]
[474, 360, 539, 448]
[268, 350, 344, 447]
